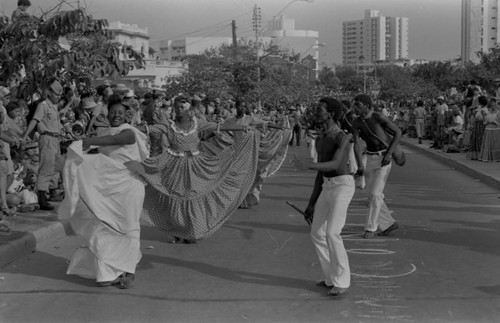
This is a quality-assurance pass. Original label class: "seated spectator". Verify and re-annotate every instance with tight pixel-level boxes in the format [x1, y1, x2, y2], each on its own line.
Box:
[444, 108, 464, 152]
[446, 108, 464, 135]
[7, 155, 38, 212]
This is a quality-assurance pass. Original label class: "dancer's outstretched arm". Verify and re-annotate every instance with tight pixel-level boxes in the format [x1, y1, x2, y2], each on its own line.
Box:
[82, 129, 135, 150]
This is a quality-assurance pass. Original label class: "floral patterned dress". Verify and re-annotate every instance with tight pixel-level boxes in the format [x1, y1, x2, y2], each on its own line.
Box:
[136, 117, 259, 240]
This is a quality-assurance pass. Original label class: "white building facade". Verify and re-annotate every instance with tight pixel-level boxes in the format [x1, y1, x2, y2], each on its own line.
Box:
[154, 37, 233, 61]
[154, 15, 321, 78]
[107, 21, 185, 89]
[342, 10, 409, 67]
[108, 21, 150, 59]
[262, 15, 321, 78]
[461, 0, 500, 64]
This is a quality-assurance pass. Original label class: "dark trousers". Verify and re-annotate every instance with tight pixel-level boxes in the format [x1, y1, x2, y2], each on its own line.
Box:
[290, 125, 301, 146]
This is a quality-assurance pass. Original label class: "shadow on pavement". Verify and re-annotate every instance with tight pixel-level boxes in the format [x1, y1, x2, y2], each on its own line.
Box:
[260, 194, 309, 202]
[140, 253, 320, 293]
[265, 182, 313, 188]
[400, 221, 500, 257]
[389, 202, 499, 215]
[225, 220, 309, 235]
[1, 251, 94, 288]
[476, 285, 500, 296]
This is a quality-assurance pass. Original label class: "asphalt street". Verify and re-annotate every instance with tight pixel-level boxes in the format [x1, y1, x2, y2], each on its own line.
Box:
[1, 145, 499, 323]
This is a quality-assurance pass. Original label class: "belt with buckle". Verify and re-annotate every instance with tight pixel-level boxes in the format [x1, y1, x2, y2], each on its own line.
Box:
[39, 132, 61, 138]
[364, 150, 386, 156]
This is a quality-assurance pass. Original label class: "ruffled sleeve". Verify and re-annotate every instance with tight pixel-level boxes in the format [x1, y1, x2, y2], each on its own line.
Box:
[197, 117, 217, 132]
[149, 123, 169, 136]
[250, 115, 268, 130]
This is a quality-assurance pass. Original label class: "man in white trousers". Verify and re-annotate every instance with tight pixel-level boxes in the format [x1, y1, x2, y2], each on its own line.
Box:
[294, 97, 354, 296]
[351, 94, 401, 239]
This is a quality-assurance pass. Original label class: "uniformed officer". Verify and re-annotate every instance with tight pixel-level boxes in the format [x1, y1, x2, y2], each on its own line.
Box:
[22, 80, 63, 210]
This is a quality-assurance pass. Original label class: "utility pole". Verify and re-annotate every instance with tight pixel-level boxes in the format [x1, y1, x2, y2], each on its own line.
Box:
[252, 5, 262, 106]
[231, 20, 237, 60]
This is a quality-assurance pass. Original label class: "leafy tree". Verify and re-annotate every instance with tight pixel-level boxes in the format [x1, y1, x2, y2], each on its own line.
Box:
[411, 61, 463, 92]
[164, 40, 314, 105]
[0, 6, 144, 100]
[317, 66, 339, 92]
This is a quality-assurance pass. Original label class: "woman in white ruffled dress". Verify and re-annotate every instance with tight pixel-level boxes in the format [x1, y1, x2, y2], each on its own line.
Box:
[59, 100, 149, 289]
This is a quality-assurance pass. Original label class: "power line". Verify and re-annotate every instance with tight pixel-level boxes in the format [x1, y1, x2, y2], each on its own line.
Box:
[151, 11, 251, 41]
[185, 24, 232, 47]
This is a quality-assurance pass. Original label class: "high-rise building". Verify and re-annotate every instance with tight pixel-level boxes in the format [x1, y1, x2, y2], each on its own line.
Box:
[461, 0, 500, 64]
[342, 10, 409, 67]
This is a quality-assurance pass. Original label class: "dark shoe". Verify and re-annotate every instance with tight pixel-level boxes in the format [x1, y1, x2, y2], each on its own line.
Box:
[327, 286, 348, 296]
[378, 222, 399, 236]
[418, 139, 422, 144]
[96, 277, 121, 287]
[119, 273, 135, 289]
[37, 191, 55, 211]
[363, 231, 376, 239]
[2, 207, 16, 217]
[316, 281, 332, 288]
[0, 222, 11, 235]
[49, 189, 64, 202]
[165, 235, 179, 243]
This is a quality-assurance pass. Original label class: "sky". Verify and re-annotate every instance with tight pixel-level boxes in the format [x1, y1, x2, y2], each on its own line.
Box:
[1, 0, 462, 65]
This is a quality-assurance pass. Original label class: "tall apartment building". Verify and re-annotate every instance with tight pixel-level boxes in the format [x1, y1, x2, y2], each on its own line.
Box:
[461, 0, 500, 64]
[342, 10, 409, 67]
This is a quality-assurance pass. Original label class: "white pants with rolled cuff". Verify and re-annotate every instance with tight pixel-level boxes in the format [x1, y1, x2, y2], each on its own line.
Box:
[364, 154, 395, 232]
[311, 175, 355, 289]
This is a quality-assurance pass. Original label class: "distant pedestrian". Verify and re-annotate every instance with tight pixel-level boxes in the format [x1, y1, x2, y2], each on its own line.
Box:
[467, 95, 488, 160]
[432, 96, 448, 149]
[288, 105, 302, 146]
[414, 101, 426, 144]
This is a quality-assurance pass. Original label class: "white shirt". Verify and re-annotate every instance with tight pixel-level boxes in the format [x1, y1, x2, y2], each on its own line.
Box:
[436, 103, 448, 115]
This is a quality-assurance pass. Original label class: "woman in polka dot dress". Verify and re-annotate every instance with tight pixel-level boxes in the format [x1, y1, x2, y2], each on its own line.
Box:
[126, 96, 260, 242]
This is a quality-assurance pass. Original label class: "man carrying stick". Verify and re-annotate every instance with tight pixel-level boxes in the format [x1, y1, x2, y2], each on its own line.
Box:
[294, 97, 354, 296]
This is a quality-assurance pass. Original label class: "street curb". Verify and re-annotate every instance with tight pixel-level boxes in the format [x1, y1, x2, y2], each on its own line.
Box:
[402, 141, 500, 191]
[0, 220, 71, 268]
